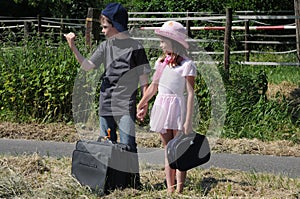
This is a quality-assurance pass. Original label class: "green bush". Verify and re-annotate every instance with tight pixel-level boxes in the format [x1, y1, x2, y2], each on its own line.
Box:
[0, 36, 82, 122]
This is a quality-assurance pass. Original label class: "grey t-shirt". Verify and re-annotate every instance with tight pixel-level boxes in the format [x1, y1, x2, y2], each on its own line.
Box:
[90, 37, 151, 116]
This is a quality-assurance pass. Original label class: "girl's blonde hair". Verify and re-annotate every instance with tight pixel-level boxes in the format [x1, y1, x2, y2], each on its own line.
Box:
[159, 36, 188, 67]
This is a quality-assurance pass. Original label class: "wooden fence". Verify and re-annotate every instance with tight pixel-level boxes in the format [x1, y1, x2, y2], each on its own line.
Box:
[1, 9, 300, 73]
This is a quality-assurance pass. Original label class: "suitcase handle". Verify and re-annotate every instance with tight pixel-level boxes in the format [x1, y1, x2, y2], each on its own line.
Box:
[177, 131, 200, 138]
[97, 128, 112, 142]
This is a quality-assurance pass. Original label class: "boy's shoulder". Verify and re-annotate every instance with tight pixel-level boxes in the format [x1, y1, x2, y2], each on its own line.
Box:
[123, 37, 144, 48]
[102, 37, 144, 49]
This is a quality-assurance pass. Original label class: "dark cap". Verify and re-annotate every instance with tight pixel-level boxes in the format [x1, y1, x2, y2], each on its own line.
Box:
[101, 3, 128, 32]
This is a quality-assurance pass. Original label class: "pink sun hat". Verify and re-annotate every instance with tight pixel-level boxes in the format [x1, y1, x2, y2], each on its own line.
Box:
[155, 21, 189, 49]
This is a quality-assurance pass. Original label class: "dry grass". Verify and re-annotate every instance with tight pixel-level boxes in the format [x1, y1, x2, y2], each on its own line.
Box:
[0, 154, 87, 199]
[0, 154, 299, 198]
[266, 81, 298, 100]
[213, 138, 300, 157]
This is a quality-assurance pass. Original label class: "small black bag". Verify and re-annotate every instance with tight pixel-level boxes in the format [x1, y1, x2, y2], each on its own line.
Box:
[166, 131, 211, 171]
[71, 139, 139, 195]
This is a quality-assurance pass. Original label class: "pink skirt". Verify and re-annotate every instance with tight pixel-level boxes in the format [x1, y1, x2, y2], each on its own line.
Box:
[150, 94, 186, 133]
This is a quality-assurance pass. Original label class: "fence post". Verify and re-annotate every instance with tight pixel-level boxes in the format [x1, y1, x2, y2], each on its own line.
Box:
[24, 21, 29, 39]
[245, 20, 250, 61]
[186, 11, 192, 38]
[85, 8, 101, 49]
[294, 0, 300, 63]
[60, 16, 65, 41]
[37, 15, 42, 35]
[224, 8, 232, 80]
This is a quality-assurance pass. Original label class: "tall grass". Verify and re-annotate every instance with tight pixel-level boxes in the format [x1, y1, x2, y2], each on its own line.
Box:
[0, 35, 86, 122]
[222, 67, 299, 143]
[232, 64, 300, 85]
[0, 34, 299, 143]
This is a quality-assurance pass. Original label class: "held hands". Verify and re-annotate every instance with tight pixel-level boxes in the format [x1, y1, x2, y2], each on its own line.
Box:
[136, 103, 148, 122]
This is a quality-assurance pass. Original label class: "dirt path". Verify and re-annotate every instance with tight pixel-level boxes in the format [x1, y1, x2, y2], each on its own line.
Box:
[0, 121, 299, 157]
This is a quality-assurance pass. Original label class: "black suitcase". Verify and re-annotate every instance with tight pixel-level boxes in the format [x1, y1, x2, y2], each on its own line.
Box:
[166, 131, 211, 171]
[71, 139, 139, 195]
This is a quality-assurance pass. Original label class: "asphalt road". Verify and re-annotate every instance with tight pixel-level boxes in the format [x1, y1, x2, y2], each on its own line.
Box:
[0, 138, 299, 178]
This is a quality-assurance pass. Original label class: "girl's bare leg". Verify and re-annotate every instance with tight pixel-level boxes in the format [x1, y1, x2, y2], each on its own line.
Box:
[172, 130, 186, 193]
[176, 170, 186, 193]
[164, 154, 176, 192]
[160, 130, 177, 193]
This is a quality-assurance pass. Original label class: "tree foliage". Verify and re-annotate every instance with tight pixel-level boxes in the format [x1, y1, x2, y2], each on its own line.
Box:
[6, 0, 102, 18]
[5, 0, 294, 18]
[120, 0, 293, 13]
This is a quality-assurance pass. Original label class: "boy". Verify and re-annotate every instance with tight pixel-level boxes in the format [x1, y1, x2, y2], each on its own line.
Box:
[65, 2, 150, 188]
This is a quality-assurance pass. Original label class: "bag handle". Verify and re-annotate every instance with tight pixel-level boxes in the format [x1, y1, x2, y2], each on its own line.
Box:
[97, 128, 111, 142]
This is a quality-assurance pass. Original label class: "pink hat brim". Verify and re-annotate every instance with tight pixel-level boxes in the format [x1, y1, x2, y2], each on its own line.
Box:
[155, 29, 189, 49]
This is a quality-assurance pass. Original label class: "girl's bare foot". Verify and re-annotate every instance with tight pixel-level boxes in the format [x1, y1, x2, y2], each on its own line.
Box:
[167, 185, 175, 193]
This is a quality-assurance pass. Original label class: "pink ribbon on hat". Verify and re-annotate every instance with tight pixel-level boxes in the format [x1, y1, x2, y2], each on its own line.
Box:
[152, 55, 172, 82]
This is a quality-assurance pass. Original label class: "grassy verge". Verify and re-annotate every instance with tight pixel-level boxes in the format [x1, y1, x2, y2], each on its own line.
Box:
[1, 35, 299, 144]
[0, 154, 299, 198]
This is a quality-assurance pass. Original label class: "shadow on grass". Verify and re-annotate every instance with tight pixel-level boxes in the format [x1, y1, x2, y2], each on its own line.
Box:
[199, 177, 251, 196]
[142, 176, 252, 196]
[140, 180, 166, 192]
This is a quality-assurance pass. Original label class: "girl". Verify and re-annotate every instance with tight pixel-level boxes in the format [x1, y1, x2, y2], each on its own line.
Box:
[136, 21, 196, 193]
